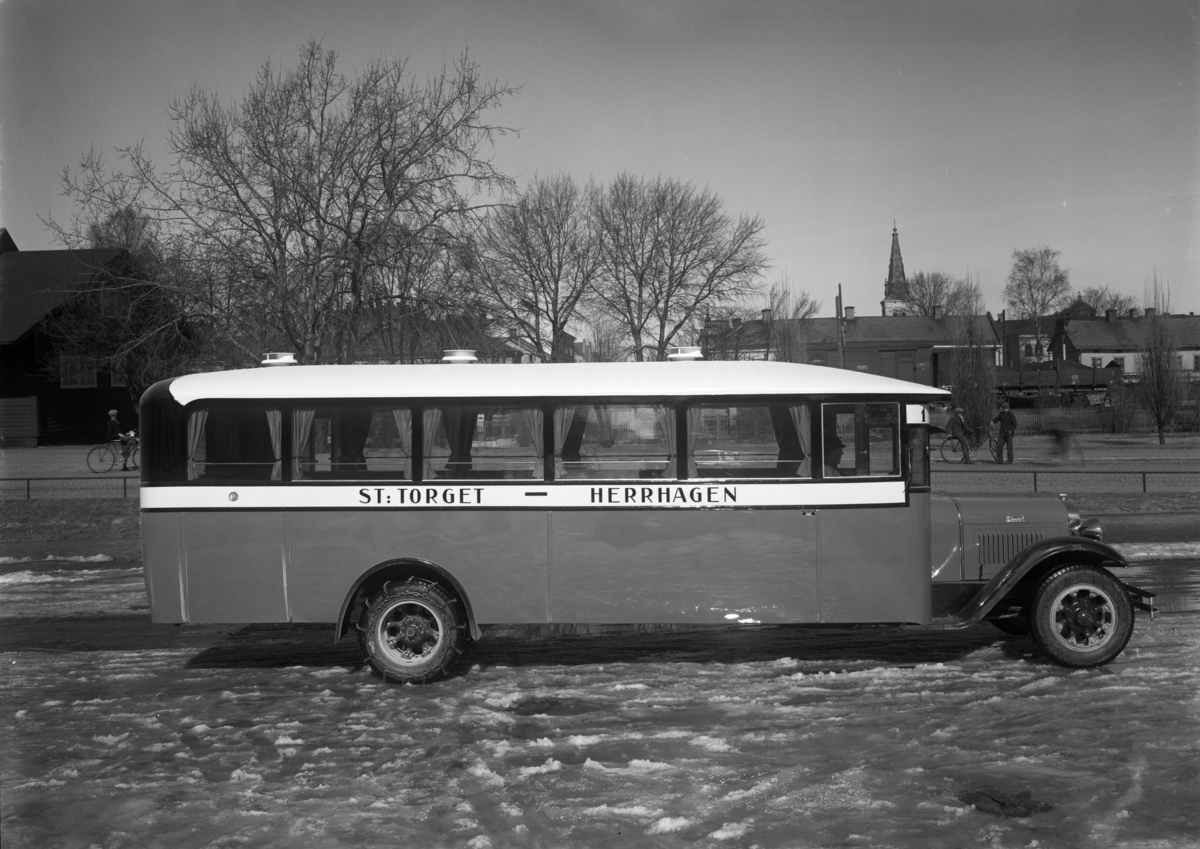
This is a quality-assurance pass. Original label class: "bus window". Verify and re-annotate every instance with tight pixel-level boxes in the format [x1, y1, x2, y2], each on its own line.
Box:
[294, 407, 412, 480]
[555, 404, 676, 480]
[821, 403, 900, 478]
[188, 405, 281, 481]
[425, 405, 544, 480]
[690, 403, 811, 478]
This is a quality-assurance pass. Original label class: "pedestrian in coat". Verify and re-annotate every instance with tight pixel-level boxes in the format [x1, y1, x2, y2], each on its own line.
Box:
[992, 401, 1017, 464]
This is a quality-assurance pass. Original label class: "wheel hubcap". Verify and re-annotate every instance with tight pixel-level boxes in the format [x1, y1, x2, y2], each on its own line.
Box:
[1051, 586, 1115, 649]
[379, 601, 442, 664]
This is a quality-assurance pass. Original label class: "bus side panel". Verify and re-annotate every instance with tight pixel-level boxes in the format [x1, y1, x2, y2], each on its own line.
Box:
[817, 494, 931, 623]
[142, 511, 185, 623]
[183, 511, 289, 623]
[548, 510, 818, 623]
[284, 510, 549, 624]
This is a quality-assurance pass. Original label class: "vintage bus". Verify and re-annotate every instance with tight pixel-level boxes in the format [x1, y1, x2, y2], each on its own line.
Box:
[138, 355, 1154, 682]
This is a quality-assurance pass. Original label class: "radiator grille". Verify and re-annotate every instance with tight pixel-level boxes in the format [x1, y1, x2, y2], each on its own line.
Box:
[977, 531, 1043, 568]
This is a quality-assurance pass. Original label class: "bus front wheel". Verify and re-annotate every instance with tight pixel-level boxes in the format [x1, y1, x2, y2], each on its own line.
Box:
[359, 578, 465, 683]
[1027, 564, 1133, 667]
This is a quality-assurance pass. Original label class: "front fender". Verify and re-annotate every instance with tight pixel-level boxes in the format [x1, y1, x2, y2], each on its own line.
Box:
[930, 535, 1129, 629]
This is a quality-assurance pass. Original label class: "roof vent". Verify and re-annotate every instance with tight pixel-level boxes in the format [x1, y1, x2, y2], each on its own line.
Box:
[667, 346, 703, 361]
[261, 352, 298, 366]
[441, 349, 478, 364]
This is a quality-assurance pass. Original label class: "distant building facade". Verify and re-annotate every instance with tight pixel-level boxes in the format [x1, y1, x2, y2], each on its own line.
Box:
[0, 229, 138, 445]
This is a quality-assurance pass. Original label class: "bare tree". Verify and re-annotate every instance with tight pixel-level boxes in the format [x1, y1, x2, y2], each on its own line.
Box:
[761, 279, 820, 363]
[1078, 285, 1138, 316]
[577, 313, 628, 362]
[51, 41, 516, 367]
[592, 173, 769, 361]
[902, 270, 974, 316]
[1004, 247, 1072, 362]
[949, 280, 998, 438]
[474, 174, 600, 362]
[1137, 274, 1184, 445]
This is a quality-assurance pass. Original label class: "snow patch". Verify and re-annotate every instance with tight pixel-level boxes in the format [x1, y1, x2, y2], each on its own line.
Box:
[583, 804, 664, 818]
[1114, 542, 1200, 562]
[468, 761, 505, 787]
[691, 735, 733, 752]
[647, 816, 693, 834]
[517, 758, 562, 777]
[708, 821, 751, 840]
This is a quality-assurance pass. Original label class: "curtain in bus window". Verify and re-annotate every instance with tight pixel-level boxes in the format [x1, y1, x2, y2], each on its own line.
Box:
[552, 407, 574, 476]
[292, 409, 315, 479]
[422, 408, 443, 479]
[789, 405, 812, 478]
[265, 410, 282, 480]
[657, 407, 676, 473]
[391, 409, 413, 479]
[187, 410, 207, 479]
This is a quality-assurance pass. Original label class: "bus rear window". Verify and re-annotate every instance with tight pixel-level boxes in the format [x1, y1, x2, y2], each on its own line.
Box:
[556, 404, 676, 480]
[294, 407, 412, 481]
[690, 403, 812, 478]
[821, 403, 900, 478]
[425, 406, 543, 480]
[188, 406, 281, 481]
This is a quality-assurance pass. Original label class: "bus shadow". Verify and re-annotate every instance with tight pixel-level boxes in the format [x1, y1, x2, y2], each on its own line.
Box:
[185, 624, 364, 669]
[459, 623, 1036, 676]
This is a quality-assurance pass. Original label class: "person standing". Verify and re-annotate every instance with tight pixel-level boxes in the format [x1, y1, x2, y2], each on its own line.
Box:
[992, 401, 1017, 464]
[946, 406, 973, 463]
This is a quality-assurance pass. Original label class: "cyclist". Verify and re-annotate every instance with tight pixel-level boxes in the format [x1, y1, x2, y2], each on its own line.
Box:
[946, 406, 974, 464]
[106, 409, 135, 471]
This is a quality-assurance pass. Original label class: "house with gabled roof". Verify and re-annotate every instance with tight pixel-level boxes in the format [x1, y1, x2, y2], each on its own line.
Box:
[1049, 307, 1200, 376]
[1, 229, 138, 445]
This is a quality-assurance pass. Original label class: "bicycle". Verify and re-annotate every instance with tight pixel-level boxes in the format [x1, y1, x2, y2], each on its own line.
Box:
[88, 433, 140, 473]
[939, 425, 997, 464]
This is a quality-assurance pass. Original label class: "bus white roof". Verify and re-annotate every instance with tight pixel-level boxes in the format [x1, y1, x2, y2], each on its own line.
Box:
[165, 361, 951, 405]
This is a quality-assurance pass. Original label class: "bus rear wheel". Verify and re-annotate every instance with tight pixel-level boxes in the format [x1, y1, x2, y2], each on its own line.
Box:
[359, 579, 465, 683]
[1027, 564, 1133, 667]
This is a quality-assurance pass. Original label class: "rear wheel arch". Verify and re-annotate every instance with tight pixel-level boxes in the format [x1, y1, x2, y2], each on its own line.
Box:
[335, 558, 481, 644]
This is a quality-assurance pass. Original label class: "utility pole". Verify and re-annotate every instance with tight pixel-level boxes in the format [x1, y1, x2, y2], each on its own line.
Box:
[836, 284, 846, 370]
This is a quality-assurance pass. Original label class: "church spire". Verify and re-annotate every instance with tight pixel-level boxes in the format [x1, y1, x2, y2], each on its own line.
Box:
[880, 224, 911, 316]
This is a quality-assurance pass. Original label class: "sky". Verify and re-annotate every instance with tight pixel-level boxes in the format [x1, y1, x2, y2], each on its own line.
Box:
[2, 0, 1197, 317]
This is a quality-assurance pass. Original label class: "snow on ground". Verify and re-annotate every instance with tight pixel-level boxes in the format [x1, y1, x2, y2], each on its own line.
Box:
[2, 567, 1198, 848]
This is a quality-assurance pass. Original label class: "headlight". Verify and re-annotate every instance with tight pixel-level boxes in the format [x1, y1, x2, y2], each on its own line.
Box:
[1079, 517, 1103, 542]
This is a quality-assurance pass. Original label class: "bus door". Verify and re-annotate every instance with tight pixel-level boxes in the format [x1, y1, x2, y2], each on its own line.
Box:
[816, 402, 929, 623]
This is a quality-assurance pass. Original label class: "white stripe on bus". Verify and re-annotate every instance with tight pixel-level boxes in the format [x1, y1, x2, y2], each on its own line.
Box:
[140, 480, 906, 510]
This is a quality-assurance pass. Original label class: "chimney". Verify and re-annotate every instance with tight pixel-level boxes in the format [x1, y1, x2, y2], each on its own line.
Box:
[1144, 308, 1156, 318]
[1128, 307, 1140, 317]
[932, 305, 943, 319]
[844, 306, 856, 320]
[1106, 309, 1117, 323]
[761, 308, 772, 321]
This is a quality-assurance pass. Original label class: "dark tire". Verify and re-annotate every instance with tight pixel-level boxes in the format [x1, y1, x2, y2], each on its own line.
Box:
[87, 445, 115, 473]
[359, 579, 465, 683]
[1027, 564, 1133, 667]
[940, 437, 965, 464]
[986, 435, 998, 462]
[989, 614, 1029, 636]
